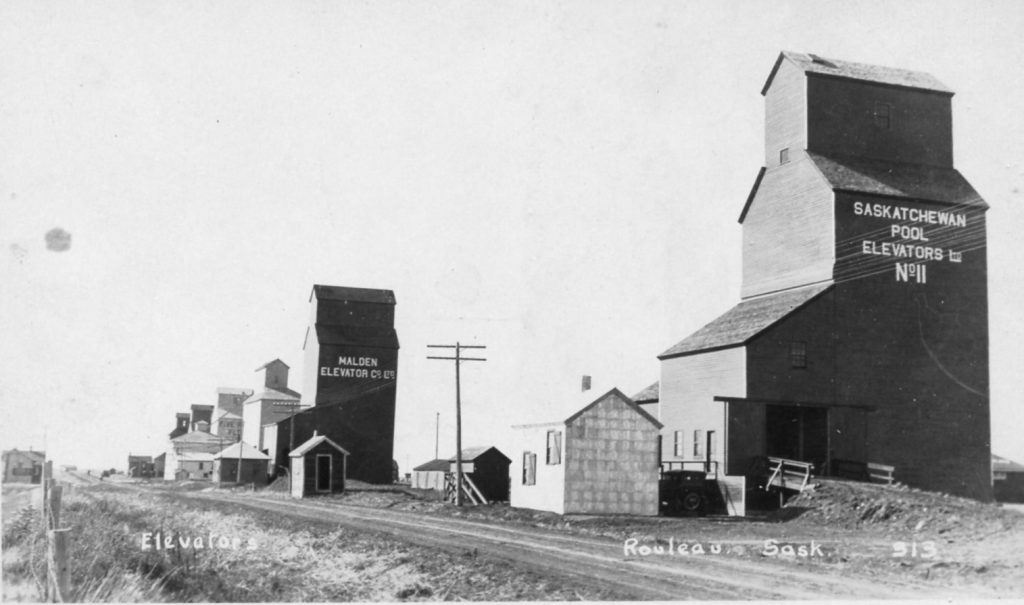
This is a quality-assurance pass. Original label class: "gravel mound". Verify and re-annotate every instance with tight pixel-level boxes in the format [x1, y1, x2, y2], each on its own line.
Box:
[783, 478, 1024, 538]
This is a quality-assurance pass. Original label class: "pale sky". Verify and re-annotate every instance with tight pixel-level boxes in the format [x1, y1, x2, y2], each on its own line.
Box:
[2, 1, 1023, 474]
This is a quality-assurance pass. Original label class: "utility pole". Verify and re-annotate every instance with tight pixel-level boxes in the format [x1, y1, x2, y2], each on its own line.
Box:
[217, 434, 223, 488]
[434, 412, 440, 459]
[427, 342, 486, 506]
[236, 417, 244, 484]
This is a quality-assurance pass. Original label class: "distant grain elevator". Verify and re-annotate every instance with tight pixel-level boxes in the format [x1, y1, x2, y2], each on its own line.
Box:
[271, 285, 399, 484]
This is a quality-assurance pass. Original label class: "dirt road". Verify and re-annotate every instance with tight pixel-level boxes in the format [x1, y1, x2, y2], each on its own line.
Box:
[141, 488, 983, 601]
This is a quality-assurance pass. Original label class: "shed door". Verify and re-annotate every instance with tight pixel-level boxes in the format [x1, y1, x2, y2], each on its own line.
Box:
[316, 454, 332, 492]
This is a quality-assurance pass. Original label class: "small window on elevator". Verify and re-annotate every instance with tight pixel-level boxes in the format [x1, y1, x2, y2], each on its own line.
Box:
[790, 341, 807, 368]
[779, 148, 789, 164]
[874, 102, 893, 130]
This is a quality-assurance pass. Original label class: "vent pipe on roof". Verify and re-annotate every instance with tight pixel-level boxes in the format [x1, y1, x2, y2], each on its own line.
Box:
[581, 375, 592, 392]
[808, 53, 837, 68]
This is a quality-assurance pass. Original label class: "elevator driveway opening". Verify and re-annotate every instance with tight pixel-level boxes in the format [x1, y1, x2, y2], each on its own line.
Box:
[766, 405, 828, 471]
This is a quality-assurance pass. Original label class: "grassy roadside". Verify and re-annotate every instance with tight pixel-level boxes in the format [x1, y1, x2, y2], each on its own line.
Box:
[2, 483, 630, 602]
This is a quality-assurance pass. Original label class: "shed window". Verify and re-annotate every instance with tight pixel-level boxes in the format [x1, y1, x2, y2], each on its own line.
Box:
[693, 430, 704, 459]
[522, 452, 536, 485]
[993, 472, 1007, 481]
[673, 430, 684, 457]
[874, 102, 892, 130]
[790, 341, 807, 368]
[546, 430, 562, 465]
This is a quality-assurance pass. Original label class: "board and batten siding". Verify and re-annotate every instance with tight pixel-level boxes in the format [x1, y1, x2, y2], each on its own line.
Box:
[764, 57, 807, 168]
[659, 347, 745, 472]
[741, 156, 835, 299]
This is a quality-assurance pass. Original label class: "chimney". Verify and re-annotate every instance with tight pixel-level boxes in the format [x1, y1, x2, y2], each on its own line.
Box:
[581, 375, 592, 392]
[195, 420, 210, 433]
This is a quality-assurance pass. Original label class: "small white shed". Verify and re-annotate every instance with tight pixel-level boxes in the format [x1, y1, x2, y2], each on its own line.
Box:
[289, 432, 349, 498]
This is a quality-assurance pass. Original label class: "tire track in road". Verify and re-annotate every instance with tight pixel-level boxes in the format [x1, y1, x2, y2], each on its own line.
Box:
[304, 502, 944, 599]
[168, 491, 972, 601]
[187, 492, 739, 600]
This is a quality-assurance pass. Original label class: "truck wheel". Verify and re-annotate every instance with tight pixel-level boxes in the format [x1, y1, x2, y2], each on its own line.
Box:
[681, 491, 703, 512]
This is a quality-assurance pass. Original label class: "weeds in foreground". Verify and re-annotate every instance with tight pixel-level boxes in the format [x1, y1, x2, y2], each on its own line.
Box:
[3, 488, 442, 602]
[4, 485, 623, 602]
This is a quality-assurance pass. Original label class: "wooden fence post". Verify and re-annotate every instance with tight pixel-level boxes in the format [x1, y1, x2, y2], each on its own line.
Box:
[40, 461, 53, 526]
[48, 484, 63, 531]
[47, 528, 71, 602]
[42, 470, 71, 602]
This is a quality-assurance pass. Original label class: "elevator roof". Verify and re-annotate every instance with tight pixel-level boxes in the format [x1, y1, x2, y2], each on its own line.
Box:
[659, 283, 832, 359]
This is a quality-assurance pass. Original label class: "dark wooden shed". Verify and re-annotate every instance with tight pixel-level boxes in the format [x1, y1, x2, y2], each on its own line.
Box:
[289, 432, 349, 498]
[213, 441, 270, 485]
[450, 446, 511, 503]
[993, 454, 1024, 503]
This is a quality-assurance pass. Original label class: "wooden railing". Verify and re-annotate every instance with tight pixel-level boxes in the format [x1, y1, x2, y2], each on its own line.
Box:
[832, 459, 896, 485]
[764, 457, 814, 492]
[660, 460, 719, 479]
[443, 472, 489, 505]
[867, 462, 895, 485]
